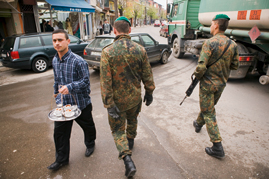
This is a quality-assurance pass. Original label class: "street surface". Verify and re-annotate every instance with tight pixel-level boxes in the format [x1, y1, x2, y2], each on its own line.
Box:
[0, 25, 269, 179]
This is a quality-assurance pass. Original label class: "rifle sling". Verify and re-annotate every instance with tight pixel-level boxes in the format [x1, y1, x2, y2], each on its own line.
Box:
[207, 39, 232, 68]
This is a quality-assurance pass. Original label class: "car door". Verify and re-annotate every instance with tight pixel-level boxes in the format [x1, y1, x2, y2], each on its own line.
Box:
[41, 34, 56, 61]
[140, 34, 161, 62]
[68, 35, 85, 57]
[18, 36, 44, 65]
[131, 35, 143, 46]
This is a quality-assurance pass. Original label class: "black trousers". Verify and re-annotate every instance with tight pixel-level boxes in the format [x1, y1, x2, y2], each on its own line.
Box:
[53, 103, 96, 163]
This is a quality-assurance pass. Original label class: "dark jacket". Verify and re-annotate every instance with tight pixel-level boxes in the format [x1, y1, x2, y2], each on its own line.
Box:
[46, 24, 54, 32]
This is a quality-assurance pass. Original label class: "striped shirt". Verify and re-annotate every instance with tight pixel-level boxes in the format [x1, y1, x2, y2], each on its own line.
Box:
[53, 49, 91, 110]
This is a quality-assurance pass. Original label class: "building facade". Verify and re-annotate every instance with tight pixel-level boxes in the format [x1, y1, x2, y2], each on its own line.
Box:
[0, 0, 96, 40]
[0, 0, 164, 41]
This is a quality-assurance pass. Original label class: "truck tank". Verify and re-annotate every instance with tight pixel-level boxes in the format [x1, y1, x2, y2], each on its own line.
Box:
[167, 0, 269, 84]
[198, 0, 269, 30]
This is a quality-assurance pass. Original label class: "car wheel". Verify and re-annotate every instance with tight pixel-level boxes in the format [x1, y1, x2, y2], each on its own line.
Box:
[172, 38, 185, 58]
[32, 57, 48, 73]
[160, 51, 169, 64]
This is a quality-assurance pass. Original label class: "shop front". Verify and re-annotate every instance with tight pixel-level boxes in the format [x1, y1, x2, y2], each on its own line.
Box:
[35, 0, 95, 40]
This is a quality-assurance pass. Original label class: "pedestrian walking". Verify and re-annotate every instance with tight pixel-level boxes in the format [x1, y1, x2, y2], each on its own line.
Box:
[45, 21, 54, 32]
[40, 19, 46, 32]
[102, 19, 113, 34]
[100, 16, 155, 177]
[47, 29, 96, 171]
[192, 14, 239, 159]
[98, 21, 103, 35]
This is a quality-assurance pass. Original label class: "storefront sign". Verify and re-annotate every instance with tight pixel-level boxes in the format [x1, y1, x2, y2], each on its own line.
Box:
[70, 8, 82, 12]
[46, 0, 95, 13]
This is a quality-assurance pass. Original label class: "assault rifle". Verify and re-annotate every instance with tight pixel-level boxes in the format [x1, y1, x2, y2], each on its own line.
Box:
[180, 74, 199, 105]
[180, 39, 232, 106]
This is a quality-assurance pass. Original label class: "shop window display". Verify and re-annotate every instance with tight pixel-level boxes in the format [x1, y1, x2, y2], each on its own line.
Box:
[37, 1, 80, 38]
[36, 0, 93, 40]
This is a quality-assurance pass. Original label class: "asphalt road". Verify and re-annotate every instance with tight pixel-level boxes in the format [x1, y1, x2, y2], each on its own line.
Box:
[0, 25, 269, 179]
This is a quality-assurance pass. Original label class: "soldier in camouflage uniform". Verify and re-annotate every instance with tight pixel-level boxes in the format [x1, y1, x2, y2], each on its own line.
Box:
[100, 16, 155, 177]
[193, 14, 239, 159]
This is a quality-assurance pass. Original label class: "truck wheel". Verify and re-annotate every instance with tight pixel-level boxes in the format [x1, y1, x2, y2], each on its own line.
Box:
[160, 51, 169, 64]
[32, 57, 48, 73]
[173, 38, 185, 58]
[257, 61, 267, 75]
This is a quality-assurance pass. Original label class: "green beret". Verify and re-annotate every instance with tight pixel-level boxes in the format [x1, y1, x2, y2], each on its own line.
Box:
[115, 16, 131, 26]
[212, 14, 230, 21]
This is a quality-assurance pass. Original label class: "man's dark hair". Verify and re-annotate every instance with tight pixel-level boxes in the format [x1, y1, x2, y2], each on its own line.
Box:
[215, 19, 229, 31]
[52, 29, 69, 40]
[114, 20, 130, 34]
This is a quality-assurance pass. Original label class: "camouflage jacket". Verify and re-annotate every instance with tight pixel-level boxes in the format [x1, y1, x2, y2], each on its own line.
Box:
[100, 34, 155, 112]
[193, 33, 239, 86]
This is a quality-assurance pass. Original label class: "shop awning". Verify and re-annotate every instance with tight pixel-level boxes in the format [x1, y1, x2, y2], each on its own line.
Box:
[92, 5, 103, 13]
[45, 0, 95, 13]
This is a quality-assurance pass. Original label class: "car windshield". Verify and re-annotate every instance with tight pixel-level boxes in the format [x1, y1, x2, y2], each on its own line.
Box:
[88, 38, 114, 49]
[155, 20, 160, 23]
[2, 37, 15, 50]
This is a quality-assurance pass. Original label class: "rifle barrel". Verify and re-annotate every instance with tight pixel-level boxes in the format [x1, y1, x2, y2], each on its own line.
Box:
[180, 95, 187, 106]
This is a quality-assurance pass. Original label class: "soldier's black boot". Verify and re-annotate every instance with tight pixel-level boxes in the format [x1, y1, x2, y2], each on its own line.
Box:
[123, 155, 136, 178]
[205, 142, 225, 159]
[193, 120, 203, 133]
[127, 138, 134, 150]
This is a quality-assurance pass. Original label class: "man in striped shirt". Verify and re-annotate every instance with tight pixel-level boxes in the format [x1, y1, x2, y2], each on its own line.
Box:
[47, 29, 96, 171]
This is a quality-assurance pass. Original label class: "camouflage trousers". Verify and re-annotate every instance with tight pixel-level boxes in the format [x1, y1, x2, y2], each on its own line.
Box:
[108, 101, 142, 159]
[196, 84, 225, 143]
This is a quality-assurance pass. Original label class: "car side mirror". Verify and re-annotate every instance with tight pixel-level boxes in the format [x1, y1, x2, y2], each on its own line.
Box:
[78, 39, 83, 44]
[156, 41, 159, 45]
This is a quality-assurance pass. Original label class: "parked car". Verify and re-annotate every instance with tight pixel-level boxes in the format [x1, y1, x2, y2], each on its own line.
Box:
[161, 20, 168, 26]
[1, 33, 88, 72]
[159, 24, 168, 37]
[154, 20, 161, 27]
[83, 33, 171, 70]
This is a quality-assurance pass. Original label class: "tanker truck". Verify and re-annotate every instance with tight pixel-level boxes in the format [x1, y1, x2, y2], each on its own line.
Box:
[167, 0, 269, 85]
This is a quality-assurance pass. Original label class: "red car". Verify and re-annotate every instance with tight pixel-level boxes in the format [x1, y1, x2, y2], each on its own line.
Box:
[159, 24, 168, 37]
[154, 20, 160, 27]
